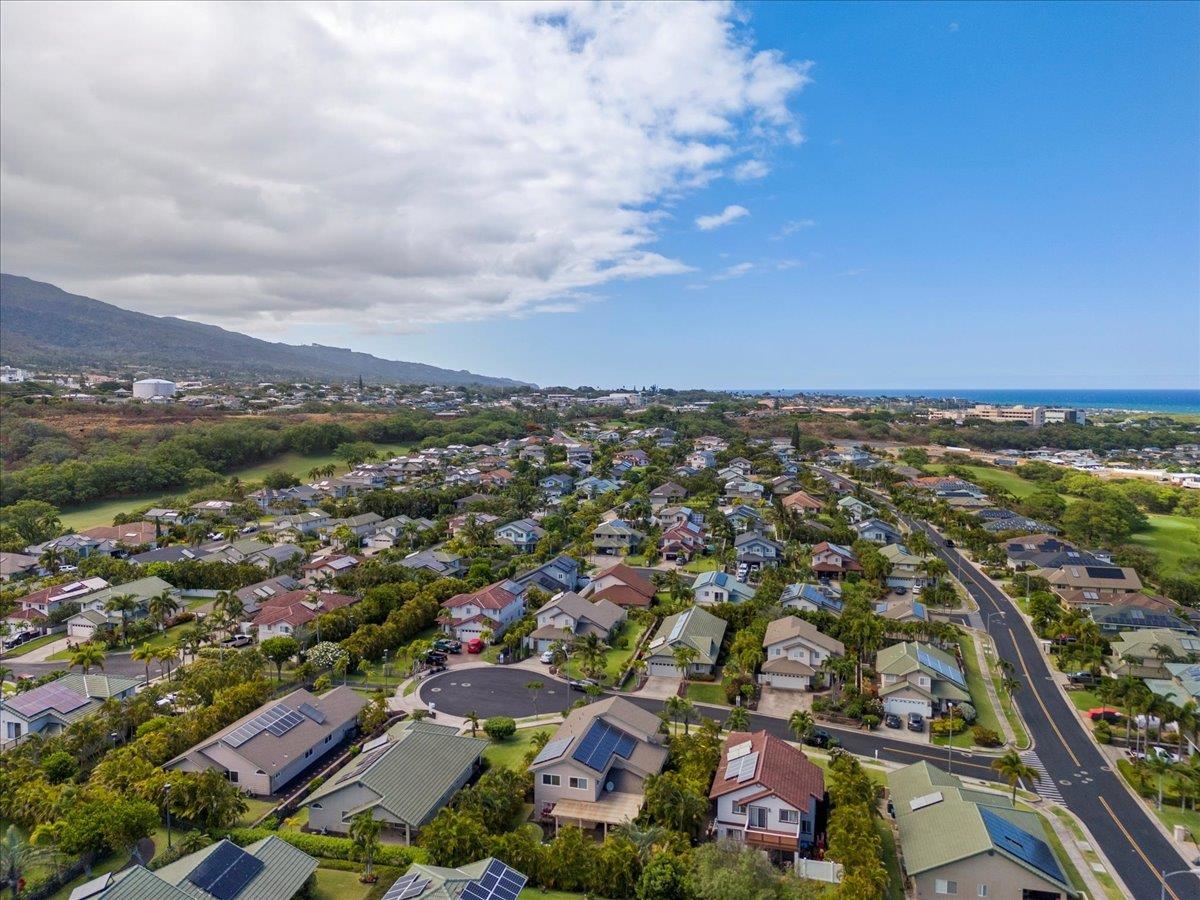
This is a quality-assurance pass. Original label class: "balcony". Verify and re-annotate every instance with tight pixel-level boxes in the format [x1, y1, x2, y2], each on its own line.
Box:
[743, 827, 800, 850]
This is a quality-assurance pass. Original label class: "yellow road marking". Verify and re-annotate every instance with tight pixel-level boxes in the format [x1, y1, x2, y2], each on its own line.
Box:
[887, 746, 996, 775]
[1099, 795, 1179, 900]
[1007, 626, 1081, 767]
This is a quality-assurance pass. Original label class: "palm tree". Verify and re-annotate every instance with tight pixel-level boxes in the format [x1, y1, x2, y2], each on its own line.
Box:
[104, 592, 140, 643]
[131, 642, 157, 685]
[465, 710, 481, 737]
[69, 642, 107, 675]
[615, 822, 667, 863]
[1175, 699, 1199, 760]
[671, 644, 698, 682]
[991, 749, 1038, 804]
[726, 706, 750, 732]
[574, 633, 609, 681]
[155, 646, 178, 681]
[213, 593, 246, 638]
[37, 546, 60, 574]
[1, 824, 46, 900]
[789, 709, 814, 743]
[147, 589, 180, 631]
[525, 681, 544, 719]
[349, 811, 382, 880]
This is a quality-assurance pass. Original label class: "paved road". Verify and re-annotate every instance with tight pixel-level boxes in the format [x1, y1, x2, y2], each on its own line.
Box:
[418, 666, 1002, 785]
[903, 514, 1197, 900]
[4, 650, 176, 681]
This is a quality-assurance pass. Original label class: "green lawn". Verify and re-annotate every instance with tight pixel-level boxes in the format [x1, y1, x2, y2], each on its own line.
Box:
[681, 557, 720, 573]
[926, 463, 1039, 499]
[956, 633, 1003, 738]
[1132, 513, 1200, 578]
[1116, 758, 1200, 836]
[311, 867, 376, 900]
[59, 491, 177, 531]
[1065, 688, 1101, 712]
[685, 681, 727, 705]
[238, 796, 279, 827]
[229, 444, 406, 485]
[875, 818, 905, 900]
[0, 632, 63, 658]
[601, 623, 647, 680]
[482, 727, 552, 770]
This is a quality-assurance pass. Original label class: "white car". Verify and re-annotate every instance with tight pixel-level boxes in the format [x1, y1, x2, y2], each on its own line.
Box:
[540, 650, 556, 664]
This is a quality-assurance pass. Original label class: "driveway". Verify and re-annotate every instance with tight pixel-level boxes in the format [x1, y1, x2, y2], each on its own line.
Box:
[756, 686, 807, 719]
[634, 676, 681, 700]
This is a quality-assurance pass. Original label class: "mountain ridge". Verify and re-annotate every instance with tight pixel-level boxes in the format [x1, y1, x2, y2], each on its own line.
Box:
[0, 274, 531, 387]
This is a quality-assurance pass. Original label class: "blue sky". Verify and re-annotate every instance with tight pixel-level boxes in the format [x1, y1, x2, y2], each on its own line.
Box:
[6, 3, 1197, 390]
[341, 3, 1199, 389]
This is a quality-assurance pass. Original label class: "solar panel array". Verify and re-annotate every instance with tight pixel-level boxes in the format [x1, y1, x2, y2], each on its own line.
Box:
[339, 745, 392, 783]
[667, 610, 691, 644]
[531, 737, 572, 766]
[298, 702, 326, 724]
[225, 704, 306, 748]
[382, 873, 432, 900]
[186, 841, 265, 900]
[727, 740, 752, 761]
[571, 720, 637, 772]
[916, 649, 966, 688]
[1084, 566, 1124, 580]
[460, 859, 527, 900]
[723, 750, 759, 783]
[980, 808, 1067, 886]
[8, 682, 89, 717]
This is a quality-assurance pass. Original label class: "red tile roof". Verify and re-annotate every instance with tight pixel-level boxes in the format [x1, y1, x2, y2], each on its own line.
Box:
[592, 563, 656, 598]
[443, 581, 522, 611]
[710, 730, 825, 812]
[251, 591, 358, 628]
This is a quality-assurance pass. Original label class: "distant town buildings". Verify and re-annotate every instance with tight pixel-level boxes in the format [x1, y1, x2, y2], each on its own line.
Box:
[132, 377, 177, 399]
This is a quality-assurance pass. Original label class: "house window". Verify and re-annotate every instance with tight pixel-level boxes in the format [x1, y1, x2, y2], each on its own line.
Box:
[801, 820, 812, 835]
[732, 802, 747, 815]
[977, 887, 988, 898]
[228, 771, 239, 784]
[778, 809, 799, 825]
[304, 748, 313, 758]
[748, 807, 768, 829]
[934, 880, 958, 895]
[542, 774, 561, 786]
[918, 676, 930, 688]
[5, 723, 21, 740]
[569, 777, 589, 790]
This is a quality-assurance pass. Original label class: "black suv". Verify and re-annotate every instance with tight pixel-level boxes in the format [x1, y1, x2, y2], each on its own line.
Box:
[424, 650, 448, 665]
[883, 713, 902, 729]
[906, 712, 925, 732]
[804, 729, 832, 748]
[434, 639, 462, 654]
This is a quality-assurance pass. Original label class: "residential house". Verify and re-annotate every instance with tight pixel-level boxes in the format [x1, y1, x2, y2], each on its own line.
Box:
[11, 576, 109, 632]
[724, 505, 764, 533]
[304, 720, 487, 842]
[143, 508, 193, 527]
[615, 449, 650, 467]
[301, 554, 359, 585]
[576, 476, 620, 498]
[235, 576, 301, 614]
[853, 518, 901, 545]
[1039, 563, 1143, 598]
[398, 548, 466, 578]
[582, 563, 656, 609]
[530, 696, 667, 833]
[494, 518, 547, 553]
[272, 509, 332, 536]
[782, 490, 824, 515]
[1108, 628, 1200, 679]
[876, 597, 930, 624]
[440, 580, 526, 642]
[734, 531, 784, 570]
[648, 481, 688, 509]
[1146, 662, 1200, 709]
[321, 512, 383, 545]
[1002, 535, 1097, 571]
[887, 761, 1077, 900]
[592, 519, 645, 555]
[691, 571, 756, 606]
[1089, 602, 1196, 637]
[540, 473, 575, 497]
[687, 450, 717, 469]
[248, 485, 322, 511]
[836, 495, 876, 523]
[514, 555, 580, 594]
[724, 479, 765, 503]
[526, 591, 626, 652]
[479, 468, 513, 489]
[80, 521, 159, 547]
[709, 731, 825, 860]
[453, 492, 491, 511]
[66, 576, 178, 641]
[780, 582, 844, 616]
[252, 590, 358, 642]
[644, 606, 726, 677]
[379, 858, 528, 900]
[759, 617, 845, 691]
[73, 836, 317, 900]
[0, 552, 38, 582]
[875, 641, 970, 718]
[188, 499, 237, 518]
[810, 542, 862, 581]
[165, 687, 366, 796]
[2, 673, 140, 747]
[659, 520, 706, 563]
[447, 512, 499, 537]
[879, 544, 936, 592]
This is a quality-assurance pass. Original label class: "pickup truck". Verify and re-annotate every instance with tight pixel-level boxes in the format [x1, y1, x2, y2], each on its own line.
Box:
[221, 634, 252, 648]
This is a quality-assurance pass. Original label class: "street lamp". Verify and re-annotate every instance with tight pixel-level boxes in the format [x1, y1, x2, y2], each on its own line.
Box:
[984, 610, 1005, 631]
[382, 650, 389, 690]
[945, 702, 957, 774]
[1160, 864, 1200, 900]
[163, 783, 172, 850]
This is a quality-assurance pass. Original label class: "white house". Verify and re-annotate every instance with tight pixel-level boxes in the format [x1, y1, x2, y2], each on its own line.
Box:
[691, 571, 756, 606]
[759, 617, 845, 691]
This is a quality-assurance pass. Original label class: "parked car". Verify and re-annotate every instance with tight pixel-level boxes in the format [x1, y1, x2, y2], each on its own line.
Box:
[569, 678, 600, 692]
[1087, 707, 1122, 723]
[804, 729, 832, 749]
[434, 638, 462, 654]
[424, 650, 448, 664]
[1068, 671, 1099, 687]
[465, 638, 485, 654]
[906, 712, 925, 732]
[944, 539, 954, 548]
[893, 587, 907, 596]
[883, 713, 902, 729]
[221, 634, 252, 648]
[539, 650, 556, 664]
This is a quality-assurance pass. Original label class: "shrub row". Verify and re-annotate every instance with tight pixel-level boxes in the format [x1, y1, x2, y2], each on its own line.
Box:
[226, 827, 428, 868]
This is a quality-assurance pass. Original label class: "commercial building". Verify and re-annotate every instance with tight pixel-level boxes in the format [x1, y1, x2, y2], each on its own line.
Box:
[132, 377, 177, 399]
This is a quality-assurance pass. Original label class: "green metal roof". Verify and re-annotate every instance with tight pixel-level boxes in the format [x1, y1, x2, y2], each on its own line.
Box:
[155, 836, 316, 900]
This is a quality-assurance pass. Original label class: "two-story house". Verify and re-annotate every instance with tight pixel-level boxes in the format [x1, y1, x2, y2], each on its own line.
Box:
[853, 517, 902, 545]
[810, 542, 862, 581]
[659, 520, 706, 563]
[734, 531, 784, 570]
[710, 731, 826, 863]
[644, 606, 726, 677]
[879, 544, 934, 592]
[724, 479, 765, 503]
[782, 490, 824, 515]
[581, 563, 656, 609]
[592, 519, 645, 556]
[513, 556, 580, 595]
[494, 518, 547, 553]
[691, 571, 756, 606]
[780, 582, 845, 616]
[440, 580, 527, 642]
[252, 590, 359, 642]
[526, 591, 625, 653]
[876, 641, 971, 718]
[66, 576, 179, 641]
[724, 505, 764, 533]
[10, 577, 109, 634]
[539, 474, 575, 498]
[272, 509, 332, 536]
[836, 496, 876, 523]
[759, 617, 845, 691]
[648, 481, 688, 509]
[530, 697, 667, 834]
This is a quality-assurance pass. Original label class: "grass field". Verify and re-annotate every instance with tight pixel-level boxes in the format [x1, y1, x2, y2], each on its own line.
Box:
[932, 633, 1003, 748]
[601, 623, 647, 680]
[927, 463, 1040, 499]
[685, 681, 727, 705]
[482, 726, 551, 769]
[1132, 513, 1200, 577]
[311, 868, 376, 900]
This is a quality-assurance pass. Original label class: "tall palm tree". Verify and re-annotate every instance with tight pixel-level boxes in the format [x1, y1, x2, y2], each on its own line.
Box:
[726, 705, 750, 732]
[155, 646, 178, 681]
[574, 633, 609, 681]
[37, 546, 60, 574]
[148, 589, 180, 631]
[104, 592, 141, 643]
[671, 644, 698, 683]
[465, 710, 480, 737]
[131, 642, 157, 685]
[789, 708, 814, 743]
[213, 593, 246, 639]
[349, 811, 382, 880]
[70, 643, 107, 675]
[1175, 699, 1199, 760]
[991, 749, 1038, 803]
[525, 680, 544, 719]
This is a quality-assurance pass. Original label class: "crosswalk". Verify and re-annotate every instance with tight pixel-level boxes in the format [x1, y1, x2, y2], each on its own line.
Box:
[1020, 750, 1064, 802]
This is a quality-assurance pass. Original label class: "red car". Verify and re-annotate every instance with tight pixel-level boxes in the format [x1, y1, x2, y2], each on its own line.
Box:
[466, 638, 485, 654]
[1088, 707, 1121, 723]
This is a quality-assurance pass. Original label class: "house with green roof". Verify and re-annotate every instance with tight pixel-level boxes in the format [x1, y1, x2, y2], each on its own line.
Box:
[644, 606, 727, 677]
[1147, 661, 1200, 707]
[303, 719, 487, 843]
[382, 857, 527, 900]
[66, 575, 178, 641]
[1108, 628, 1200, 679]
[2, 673, 141, 747]
[875, 641, 970, 719]
[887, 761, 1077, 899]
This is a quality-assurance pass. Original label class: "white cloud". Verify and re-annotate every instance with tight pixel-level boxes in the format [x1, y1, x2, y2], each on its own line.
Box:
[776, 259, 802, 270]
[695, 205, 751, 231]
[733, 159, 770, 181]
[712, 261, 755, 280]
[776, 218, 816, 237]
[948, 22, 960, 33]
[0, 2, 809, 332]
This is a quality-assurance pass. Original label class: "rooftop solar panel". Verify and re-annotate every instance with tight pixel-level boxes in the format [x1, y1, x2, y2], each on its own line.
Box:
[382, 873, 432, 900]
[571, 720, 638, 772]
[980, 808, 1067, 887]
[460, 859, 527, 900]
[532, 737, 572, 765]
[298, 702, 326, 724]
[1084, 566, 1125, 579]
[187, 842, 264, 900]
[8, 682, 89, 717]
[916, 649, 966, 688]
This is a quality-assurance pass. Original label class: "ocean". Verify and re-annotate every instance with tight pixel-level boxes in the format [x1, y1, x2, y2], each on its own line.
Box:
[734, 389, 1200, 415]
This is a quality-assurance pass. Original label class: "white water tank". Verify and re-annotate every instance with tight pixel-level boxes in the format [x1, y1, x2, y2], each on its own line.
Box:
[132, 378, 176, 399]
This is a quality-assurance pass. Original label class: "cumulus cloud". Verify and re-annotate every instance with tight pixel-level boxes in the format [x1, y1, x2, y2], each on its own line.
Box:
[733, 159, 770, 181]
[712, 261, 755, 280]
[695, 205, 751, 231]
[0, 2, 810, 333]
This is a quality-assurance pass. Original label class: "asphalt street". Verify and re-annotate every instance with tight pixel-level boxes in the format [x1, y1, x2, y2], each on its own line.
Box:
[903, 514, 1197, 900]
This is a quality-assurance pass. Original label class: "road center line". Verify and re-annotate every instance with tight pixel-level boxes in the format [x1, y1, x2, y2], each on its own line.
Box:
[1006, 626, 1082, 768]
[1099, 795, 1180, 900]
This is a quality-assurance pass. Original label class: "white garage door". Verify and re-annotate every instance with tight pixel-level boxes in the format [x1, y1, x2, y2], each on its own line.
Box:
[647, 660, 680, 677]
[884, 696, 931, 718]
